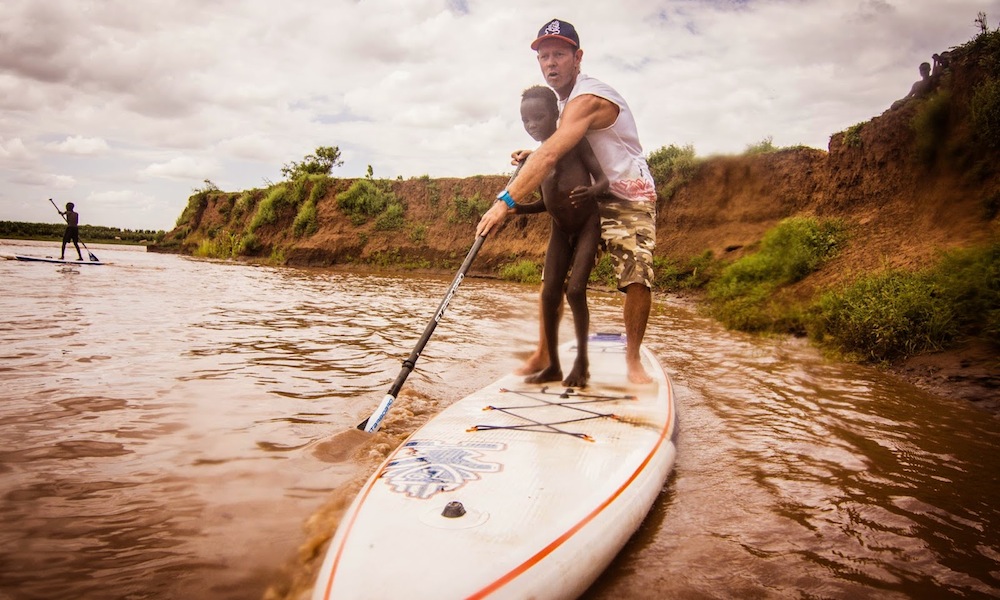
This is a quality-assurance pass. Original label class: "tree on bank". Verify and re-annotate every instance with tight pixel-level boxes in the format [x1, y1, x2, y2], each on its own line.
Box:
[281, 146, 343, 180]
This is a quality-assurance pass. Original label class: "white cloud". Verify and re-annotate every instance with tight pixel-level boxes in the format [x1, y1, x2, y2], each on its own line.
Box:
[7, 170, 76, 188]
[47, 136, 110, 155]
[140, 156, 220, 181]
[0, 137, 33, 161]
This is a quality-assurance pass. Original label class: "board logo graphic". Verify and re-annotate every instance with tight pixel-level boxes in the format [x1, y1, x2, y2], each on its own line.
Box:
[381, 440, 505, 499]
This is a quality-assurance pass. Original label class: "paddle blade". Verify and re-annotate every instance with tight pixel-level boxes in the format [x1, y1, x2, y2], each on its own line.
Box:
[358, 393, 396, 433]
[88, 252, 99, 262]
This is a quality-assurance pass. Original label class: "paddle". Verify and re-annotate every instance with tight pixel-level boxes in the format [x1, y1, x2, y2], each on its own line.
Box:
[49, 198, 98, 261]
[357, 160, 525, 433]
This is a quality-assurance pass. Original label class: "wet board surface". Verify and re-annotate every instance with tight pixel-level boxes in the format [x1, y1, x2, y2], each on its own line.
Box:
[312, 332, 678, 600]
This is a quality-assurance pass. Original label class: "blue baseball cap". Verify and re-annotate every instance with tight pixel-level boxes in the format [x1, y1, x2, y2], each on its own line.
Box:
[531, 19, 580, 50]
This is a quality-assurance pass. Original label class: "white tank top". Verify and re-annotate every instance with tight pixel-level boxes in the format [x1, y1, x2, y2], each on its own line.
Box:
[560, 74, 656, 202]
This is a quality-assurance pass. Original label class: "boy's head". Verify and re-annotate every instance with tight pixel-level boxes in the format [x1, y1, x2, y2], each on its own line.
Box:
[520, 85, 559, 143]
[66, 202, 74, 210]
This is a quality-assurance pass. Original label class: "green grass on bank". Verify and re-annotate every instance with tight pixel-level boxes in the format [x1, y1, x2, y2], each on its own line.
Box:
[494, 217, 998, 365]
[809, 242, 1000, 361]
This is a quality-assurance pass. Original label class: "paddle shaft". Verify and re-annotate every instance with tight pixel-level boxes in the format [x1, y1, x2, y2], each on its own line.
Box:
[358, 161, 524, 433]
[49, 198, 98, 261]
[357, 234, 487, 432]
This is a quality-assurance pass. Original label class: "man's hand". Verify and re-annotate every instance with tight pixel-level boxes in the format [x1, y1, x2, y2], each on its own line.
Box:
[476, 200, 510, 237]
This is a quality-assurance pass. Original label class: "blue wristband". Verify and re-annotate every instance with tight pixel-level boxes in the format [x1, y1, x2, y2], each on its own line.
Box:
[496, 190, 515, 208]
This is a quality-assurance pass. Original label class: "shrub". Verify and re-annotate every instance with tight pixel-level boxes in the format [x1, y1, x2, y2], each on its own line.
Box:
[647, 144, 699, 200]
[707, 217, 847, 331]
[336, 178, 402, 226]
[652, 253, 721, 291]
[499, 260, 542, 284]
[292, 199, 318, 237]
[912, 89, 953, 162]
[743, 136, 777, 155]
[409, 224, 427, 243]
[232, 191, 256, 220]
[932, 241, 1000, 344]
[713, 217, 847, 289]
[374, 202, 406, 230]
[176, 192, 209, 227]
[449, 192, 490, 224]
[843, 122, 865, 148]
[809, 241, 1000, 360]
[281, 146, 343, 180]
[810, 270, 957, 361]
[970, 77, 1000, 150]
[193, 230, 258, 259]
[249, 185, 289, 232]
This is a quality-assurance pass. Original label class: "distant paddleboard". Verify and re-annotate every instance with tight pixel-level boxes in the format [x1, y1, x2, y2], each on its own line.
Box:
[312, 332, 678, 600]
[14, 254, 105, 266]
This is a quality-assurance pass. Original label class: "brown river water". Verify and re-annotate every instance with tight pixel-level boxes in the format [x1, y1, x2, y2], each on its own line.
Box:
[1, 239, 998, 600]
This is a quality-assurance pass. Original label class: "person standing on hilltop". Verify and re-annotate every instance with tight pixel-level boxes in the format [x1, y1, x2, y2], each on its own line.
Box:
[57, 201, 83, 261]
[476, 18, 658, 385]
[892, 62, 933, 109]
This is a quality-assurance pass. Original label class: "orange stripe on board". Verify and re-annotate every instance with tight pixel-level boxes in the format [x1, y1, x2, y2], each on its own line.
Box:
[466, 375, 675, 600]
[319, 467, 385, 600]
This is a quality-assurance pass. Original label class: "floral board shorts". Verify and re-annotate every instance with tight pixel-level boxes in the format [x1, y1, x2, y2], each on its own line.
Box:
[598, 197, 656, 291]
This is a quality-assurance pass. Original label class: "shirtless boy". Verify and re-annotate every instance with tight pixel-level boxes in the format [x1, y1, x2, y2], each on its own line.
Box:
[510, 85, 608, 387]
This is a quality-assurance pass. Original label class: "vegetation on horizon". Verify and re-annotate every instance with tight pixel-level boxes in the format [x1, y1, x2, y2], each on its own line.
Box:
[0, 220, 165, 244]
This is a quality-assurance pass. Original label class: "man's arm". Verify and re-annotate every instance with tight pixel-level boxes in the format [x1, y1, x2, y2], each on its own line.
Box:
[477, 94, 617, 235]
[577, 137, 609, 197]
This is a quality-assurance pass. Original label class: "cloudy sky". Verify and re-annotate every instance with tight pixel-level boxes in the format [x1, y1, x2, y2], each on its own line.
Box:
[1, 0, 994, 231]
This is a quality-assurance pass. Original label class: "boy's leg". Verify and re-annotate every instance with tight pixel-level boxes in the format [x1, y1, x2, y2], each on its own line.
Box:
[525, 230, 572, 384]
[561, 215, 601, 388]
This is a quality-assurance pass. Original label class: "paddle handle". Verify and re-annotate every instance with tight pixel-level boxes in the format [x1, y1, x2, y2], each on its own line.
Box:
[49, 198, 66, 221]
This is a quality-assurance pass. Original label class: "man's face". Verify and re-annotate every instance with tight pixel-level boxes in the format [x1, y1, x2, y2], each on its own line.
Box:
[535, 39, 580, 97]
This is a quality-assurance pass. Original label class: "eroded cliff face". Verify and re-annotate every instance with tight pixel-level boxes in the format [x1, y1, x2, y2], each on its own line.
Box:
[156, 39, 998, 287]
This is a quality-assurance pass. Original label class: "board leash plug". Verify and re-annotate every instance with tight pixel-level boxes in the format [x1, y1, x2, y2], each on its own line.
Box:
[442, 501, 467, 518]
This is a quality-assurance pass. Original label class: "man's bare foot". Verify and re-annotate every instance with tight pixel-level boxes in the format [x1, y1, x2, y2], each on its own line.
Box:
[627, 359, 653, 385]
[514, 351, 548, 376]
[525, 366, 562, 384]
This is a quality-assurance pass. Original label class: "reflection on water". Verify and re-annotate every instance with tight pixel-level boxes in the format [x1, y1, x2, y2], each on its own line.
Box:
[1, 239, 998, 600]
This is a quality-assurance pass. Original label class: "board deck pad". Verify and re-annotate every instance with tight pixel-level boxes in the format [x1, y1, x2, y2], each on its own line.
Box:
[313, 333, 677, 600]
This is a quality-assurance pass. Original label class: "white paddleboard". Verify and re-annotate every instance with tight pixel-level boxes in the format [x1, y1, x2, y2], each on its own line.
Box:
[13, 254, 105, 265]
[312, 333, 677, 600]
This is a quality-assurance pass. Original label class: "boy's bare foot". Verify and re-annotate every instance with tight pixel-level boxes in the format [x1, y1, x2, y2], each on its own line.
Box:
[627, 359, 653, 385]
[562, 366, 589, 388]
[525, 366, 562, 384]
[514, 351, 548, 376]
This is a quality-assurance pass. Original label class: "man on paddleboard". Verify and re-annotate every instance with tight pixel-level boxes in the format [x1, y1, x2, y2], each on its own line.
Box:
[477, 18, 658, 384]
[57, 201, 83, 261]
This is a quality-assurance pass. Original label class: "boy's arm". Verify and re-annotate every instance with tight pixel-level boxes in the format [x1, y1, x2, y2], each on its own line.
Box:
[515, 193, 546, 215]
